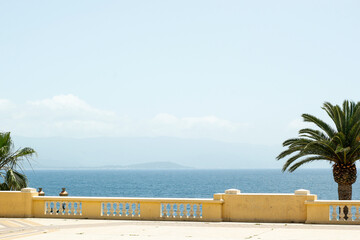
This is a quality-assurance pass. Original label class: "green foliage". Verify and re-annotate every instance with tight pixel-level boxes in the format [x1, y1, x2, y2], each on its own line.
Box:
[277, 100, 360, 172]
[0, 132, 36, 190]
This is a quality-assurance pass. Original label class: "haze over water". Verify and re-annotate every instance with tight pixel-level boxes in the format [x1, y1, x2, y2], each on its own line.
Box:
[26, 169, 360, 200]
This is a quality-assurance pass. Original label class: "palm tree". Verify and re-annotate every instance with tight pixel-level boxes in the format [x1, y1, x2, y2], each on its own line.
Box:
[277, 100, 360, 200]
[0, 132, 36, 190]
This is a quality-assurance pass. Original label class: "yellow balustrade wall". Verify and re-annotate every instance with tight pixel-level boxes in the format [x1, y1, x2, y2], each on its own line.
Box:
[31, 196, 223, 221]
[306, 200, 360, 224]
[1, 188, 360, 224]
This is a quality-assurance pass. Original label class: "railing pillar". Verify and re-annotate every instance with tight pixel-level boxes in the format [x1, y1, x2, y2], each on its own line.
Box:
[139, 202, 161, 220]
[22, 188, 38, 217]
[305, 202, 330, 223]
[202, 202, 223, 221]
[82, 201, 102, 219]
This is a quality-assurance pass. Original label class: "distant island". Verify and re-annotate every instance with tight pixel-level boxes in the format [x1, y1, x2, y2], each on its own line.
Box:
[101, 161, 192, 170]
[14, 136, 283, 169]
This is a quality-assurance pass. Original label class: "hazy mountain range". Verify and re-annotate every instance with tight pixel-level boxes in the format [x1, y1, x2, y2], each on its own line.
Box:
[12, 136, 329, 170]
[100, 161, 191, 170]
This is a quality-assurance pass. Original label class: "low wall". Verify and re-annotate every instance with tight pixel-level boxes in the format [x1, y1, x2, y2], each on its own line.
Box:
[1, 188, 359, 224]
[0, 188, 38, 217]
[215, 189, 316, 223]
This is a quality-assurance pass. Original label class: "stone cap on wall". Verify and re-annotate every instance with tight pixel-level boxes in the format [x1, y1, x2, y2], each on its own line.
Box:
[294, 189, 310, 195]
[225, 189, 241, 194]
[21, 188, 37, 193]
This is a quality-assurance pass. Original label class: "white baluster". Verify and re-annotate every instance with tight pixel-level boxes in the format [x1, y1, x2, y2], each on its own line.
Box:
[161, 203, 166, 217]
[55, 202, 60, 215]
[74, 202, 77, 215]
[121, 203, 126, 216]
[331, 205, 338, 221]
[73, 202, 77, 215]
[175, 204, 180, 218]
[72, 202, 77, 215]
[108, 203, 112, 216]
[348, 205, 354, 221]
[50, 201, 55, 215]
[129, 203, 133, 216]
[134, 203, 139, 217]
[110, 203, 114, 216]
[58, 202, 62, 215]
[162, 203, 168, 218]
[76, 202, 81, 215]
[127, 202, 130, 216]
[69, 202, 72, 215]
[105, 202, 109, 216]
[355, 206, 360, 221]
[45, 202, 49, 214]
[160, 203, 163, 217]
[62, 202, 65, 215]
[128, 203, 132, 216]
[197, 204, 202, 218]
[194, 204, 199, 218]
[63, 202, 69, 215]
[339, 205, 346, 221]
[180, 204, 184, 218]
[115, 203, 119, 216]
[118, 203, 122, 216]
[189, 204, 194, 218]
[121, 203, 124, 216]
[169, 204, 174, 217]
[162, 203, 166, 218]
[100, 202, 104, 216]
[68, 202, 73, 215]
[132, 203, 135, 217]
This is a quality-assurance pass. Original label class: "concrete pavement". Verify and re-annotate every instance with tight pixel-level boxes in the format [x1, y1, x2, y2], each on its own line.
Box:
[0, 218, 360, 240]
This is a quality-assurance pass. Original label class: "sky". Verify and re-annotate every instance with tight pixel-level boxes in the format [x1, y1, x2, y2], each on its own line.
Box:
[1, 1, 360, 150]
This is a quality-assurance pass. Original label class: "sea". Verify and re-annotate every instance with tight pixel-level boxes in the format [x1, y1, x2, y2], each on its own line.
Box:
[24, 169, 360, 200]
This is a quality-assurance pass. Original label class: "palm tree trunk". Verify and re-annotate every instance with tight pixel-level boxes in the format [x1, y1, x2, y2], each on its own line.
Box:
[338, 183, 352, 200]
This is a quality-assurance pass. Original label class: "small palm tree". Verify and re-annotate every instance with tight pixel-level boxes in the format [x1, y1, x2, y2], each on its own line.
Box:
[0, 132, 36, 190]
[277, 100, 360, 200]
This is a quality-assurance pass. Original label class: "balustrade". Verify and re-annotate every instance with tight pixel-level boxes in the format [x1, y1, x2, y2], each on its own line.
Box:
[161, 203, 202, 219]
[45, 201, 82, 216]
[101, 202, 140, 218]
[33, 197, 215, 221]
[330, 204, 360, 222]
[6, 188, 343, 223]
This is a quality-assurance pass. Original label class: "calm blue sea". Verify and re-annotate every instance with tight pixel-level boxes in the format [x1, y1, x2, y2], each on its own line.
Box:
[24, 169, 360, 200]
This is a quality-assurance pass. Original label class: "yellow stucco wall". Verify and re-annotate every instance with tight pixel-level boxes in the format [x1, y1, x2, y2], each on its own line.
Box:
[0, 188, 37, 217]
[216, 190, 317, 223]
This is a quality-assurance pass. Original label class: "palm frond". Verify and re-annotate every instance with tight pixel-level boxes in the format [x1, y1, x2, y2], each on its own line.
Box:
[299, 128, 329, 141]
[0, 132, 36, 191]
[5, 169, 28, 191]
[288, 156, 334, 172]
[278, 100, 360, 173]
[302, 114, 336, 138]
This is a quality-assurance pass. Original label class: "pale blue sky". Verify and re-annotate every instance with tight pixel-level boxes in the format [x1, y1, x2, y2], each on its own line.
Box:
[1, 1, 360, 146]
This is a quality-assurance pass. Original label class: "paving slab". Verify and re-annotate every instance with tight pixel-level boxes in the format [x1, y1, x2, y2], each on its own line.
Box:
[0, 218, 359, 240]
